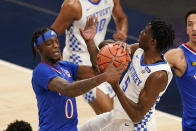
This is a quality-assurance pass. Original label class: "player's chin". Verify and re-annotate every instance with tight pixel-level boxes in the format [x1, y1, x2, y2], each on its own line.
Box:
[51, 56, 61, 63]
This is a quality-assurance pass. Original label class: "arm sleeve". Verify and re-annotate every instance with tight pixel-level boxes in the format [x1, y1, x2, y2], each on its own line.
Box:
[33, 64, 58, 90]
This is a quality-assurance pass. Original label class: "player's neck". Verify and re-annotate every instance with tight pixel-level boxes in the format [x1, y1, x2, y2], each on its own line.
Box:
[142, 51, 163, 65]
[187, 41, 196, 51]
[41, 59, 58, 66]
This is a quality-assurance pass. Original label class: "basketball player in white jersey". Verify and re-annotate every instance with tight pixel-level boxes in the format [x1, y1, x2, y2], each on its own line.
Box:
[51, 0, 128, 114]
[78, 18, 175, 131]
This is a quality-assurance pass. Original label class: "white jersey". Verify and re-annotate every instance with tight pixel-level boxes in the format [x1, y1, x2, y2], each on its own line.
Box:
[63, 0, 114, 65]
[113, 48, 173, 130]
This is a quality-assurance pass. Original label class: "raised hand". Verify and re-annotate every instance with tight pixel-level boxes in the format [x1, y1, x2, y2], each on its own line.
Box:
[79, 16, 98, 41]
[115, 41, 132, 55]
[113, 30, 127, 42]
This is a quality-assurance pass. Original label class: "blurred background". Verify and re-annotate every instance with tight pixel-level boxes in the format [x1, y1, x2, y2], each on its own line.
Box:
[0, 0, 195, 119]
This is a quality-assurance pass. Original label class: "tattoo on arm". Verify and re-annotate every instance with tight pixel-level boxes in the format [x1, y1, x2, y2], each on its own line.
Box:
[59, 73, 107, 97]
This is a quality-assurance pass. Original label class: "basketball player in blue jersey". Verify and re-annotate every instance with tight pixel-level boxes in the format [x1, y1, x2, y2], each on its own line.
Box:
[31, 26, 123, 131]
[164, 9, 196, 131]
[79, 18, 175, 131]
[50, 0, 128, 114]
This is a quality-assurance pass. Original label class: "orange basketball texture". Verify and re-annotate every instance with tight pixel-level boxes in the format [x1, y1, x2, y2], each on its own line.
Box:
[97, 43, 131, 72]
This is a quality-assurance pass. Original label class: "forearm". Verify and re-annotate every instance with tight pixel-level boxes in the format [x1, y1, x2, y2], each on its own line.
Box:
[85, 39, 99, 72]
[116, 16, 128, 35]
[112, 84, 143, 122]
[60, 73, 107, 97]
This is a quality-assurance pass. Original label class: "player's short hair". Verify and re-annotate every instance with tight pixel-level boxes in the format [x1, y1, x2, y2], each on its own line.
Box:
[185, 9, 196, 25]
[4, 120, 32, 131]
[31, 27, 56, 59]
[150, 18, 175, 52]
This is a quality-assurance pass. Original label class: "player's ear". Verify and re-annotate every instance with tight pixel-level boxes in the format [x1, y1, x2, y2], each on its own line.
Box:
[35, 46, 41, 54]
[151, 38, 158, 46]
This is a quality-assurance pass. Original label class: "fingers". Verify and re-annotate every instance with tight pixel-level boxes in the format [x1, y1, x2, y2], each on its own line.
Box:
[79, 27, 84, 37]
[123, 42, 127, 52]
[89, 16, 93, 27]
[95, 17, 98, 26]
[113, 32, 127, 42]
[116, 41, 122, 49]
[127, 48, 131, 56]
[88, 16, 97, 27]
[117, 64, 124, 72]
[100, 65, 104, 72]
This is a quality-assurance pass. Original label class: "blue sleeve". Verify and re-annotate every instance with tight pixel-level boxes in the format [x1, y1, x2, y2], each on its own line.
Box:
[33, 64, 58, 90]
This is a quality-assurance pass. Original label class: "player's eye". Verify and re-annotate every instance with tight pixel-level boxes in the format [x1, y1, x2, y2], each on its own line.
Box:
[187, 22, 193, 27]
[46, 40, 53, 45]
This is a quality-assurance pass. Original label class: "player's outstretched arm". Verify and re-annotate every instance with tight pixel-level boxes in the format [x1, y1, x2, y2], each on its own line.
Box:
[111, 71, 168, 122]
[112, 0, 128, 41]
[51, 0, 81, 35]
[48, 63, 123, 97]
[79, 16, 99, 72]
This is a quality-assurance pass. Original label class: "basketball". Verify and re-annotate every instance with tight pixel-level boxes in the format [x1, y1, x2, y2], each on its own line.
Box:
[97, 43, 131, 72]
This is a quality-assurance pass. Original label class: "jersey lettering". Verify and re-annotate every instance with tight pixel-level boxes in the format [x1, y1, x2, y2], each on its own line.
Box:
[96, 18, 106, 32]
[65, 99, 74, 119]
[129, 63, 142, 86]
[122, 76, 130, 92]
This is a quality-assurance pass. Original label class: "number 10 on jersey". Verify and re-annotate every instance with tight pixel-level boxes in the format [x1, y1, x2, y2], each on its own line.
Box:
[96, 18, 106, 32]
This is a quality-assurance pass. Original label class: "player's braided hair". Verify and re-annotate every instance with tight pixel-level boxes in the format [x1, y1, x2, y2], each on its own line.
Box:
[150, 18, 175, 52]
[4, 120, 32, 131]
[31, 27, 50, 59]
[185, 9, 196, 25]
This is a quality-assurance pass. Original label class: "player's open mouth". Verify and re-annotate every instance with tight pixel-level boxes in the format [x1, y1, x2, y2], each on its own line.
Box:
[193, 34, 196, 39]
[54, 51, 60, 55]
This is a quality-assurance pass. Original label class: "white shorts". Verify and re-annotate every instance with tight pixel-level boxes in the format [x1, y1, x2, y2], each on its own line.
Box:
[63, 49, 115, 103]
[83, 82, 115, 102]
[78, 109, 157, 131]
[78, 110, 133, 131]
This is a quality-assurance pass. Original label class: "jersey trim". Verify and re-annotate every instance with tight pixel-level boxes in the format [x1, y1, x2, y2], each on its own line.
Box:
[183, 43, 196, 55]
[88, 0, 102, 5]
[140, 54, 167, 66]
[41, 62, 62, 74]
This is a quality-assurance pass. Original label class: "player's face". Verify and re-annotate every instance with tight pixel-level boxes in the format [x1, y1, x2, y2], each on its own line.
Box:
[186, 14, 196, 44]
[40, 37, 61, 63]
[138, 24, 153, 50]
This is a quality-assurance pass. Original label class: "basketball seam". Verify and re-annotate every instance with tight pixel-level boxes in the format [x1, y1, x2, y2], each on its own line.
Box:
[98, 53, 113, 59]
[108, 45, 117, 57]
[99, 60, 127, 66]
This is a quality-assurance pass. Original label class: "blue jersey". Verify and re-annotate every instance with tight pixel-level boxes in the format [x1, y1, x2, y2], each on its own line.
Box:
[32, 61, 79, 131]
[175, 43, 196, 130]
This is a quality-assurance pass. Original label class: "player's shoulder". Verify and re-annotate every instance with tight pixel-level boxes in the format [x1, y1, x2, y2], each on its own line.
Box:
[149, 70, 168, 89]
[165, 48, 184, 56]
[61, 0, 81, 18]
[151, 70, 168, 80]
[164, 48, 185, 61]
[62, 0, 81, 10]
[33, 63, 50, 73]
[32, 63, 52, 78]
